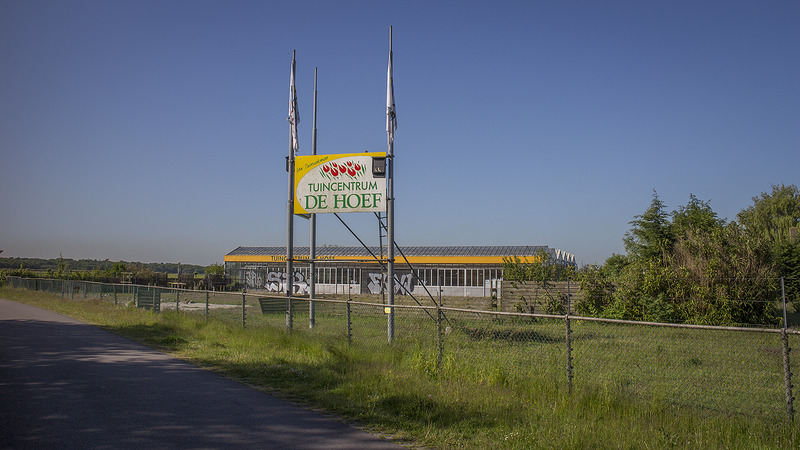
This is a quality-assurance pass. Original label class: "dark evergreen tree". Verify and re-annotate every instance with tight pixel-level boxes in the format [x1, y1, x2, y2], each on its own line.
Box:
[623, 190, 674, 264]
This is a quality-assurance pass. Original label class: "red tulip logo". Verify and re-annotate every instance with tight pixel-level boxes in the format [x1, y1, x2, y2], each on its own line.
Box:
[319, 159, 367, 180]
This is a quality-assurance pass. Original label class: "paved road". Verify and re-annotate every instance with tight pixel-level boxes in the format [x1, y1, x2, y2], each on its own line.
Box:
[0, 298, 406, 449]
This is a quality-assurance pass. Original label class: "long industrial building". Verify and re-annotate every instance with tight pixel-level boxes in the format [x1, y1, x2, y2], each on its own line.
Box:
[225, 245, 575, 297]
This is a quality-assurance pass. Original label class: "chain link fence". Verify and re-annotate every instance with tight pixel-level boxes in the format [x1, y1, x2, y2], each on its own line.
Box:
[6, 276, 798, 422]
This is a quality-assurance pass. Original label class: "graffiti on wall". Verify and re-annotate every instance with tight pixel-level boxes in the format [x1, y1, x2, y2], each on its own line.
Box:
[365, 272, 414, 295]
[244, 268, 414, 296]
[244, 270, 263, 290]
[244, 269, 309, 295]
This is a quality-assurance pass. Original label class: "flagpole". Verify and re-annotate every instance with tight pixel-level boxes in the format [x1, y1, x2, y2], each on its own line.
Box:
[286, 50, 298, 332]
[309, 67, 318, 329]
[386, 27, 395, 344]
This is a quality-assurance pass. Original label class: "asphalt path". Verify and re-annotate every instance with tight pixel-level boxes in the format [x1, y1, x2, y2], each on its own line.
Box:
[0, 298, 406, 449]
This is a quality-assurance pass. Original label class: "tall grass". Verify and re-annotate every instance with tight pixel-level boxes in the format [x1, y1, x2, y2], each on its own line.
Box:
[2, 286, 797, 449]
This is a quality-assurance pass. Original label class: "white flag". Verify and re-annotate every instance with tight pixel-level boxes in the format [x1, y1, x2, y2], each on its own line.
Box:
[288, 52, 300, 155]
[386, 49, 397, 146]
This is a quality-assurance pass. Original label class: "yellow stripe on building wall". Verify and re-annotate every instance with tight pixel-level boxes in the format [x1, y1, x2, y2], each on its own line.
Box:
[224, 254, 542, 265]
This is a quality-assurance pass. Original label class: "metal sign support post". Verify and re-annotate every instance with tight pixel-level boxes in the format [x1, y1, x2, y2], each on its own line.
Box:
[386, 28, 395, 344]
[309, 68, 318, 329]
[287, 159, 295, 331]
[387, 151, 395, 343]
[286, 50, 298, 332]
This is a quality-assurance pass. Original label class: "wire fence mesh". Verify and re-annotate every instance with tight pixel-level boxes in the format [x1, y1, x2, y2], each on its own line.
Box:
[5, 275, 798, 422]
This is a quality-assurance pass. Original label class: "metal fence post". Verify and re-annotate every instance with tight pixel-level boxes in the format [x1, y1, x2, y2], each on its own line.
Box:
[345, 283, 352, 344]
[114, 284, 117, 305]
[176, 289, 180, 312]
[242, 291, 247, 328]
[205, 290, 210, 320]
[566, 278, 574, 395]
[346, 296, 352, 345]
[437, 289, 443, 371]
[286, 295, 293, 332]
[783, 277, 789, 329]
[781, 277, 794, 420]
[782, 329, 793, 421]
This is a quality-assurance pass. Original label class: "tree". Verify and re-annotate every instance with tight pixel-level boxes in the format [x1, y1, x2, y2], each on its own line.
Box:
[738, 184, 800, 245]
[205, 263, 225, 276]
[502, 251, 575, 314]
[106, 261, 127, 277]
[737, 184, 800, 311]
[575, 264, 616, 316]
[774, 241, 800, 310]
[608, 192, 778, 325]
[670, 224, 777, 325]
[671, 194, 725, 237]
[623, 190, 674, 263]
[603, 253, 628, 277]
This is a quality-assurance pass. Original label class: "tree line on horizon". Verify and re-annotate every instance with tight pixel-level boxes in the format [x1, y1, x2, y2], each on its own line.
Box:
[504, 183, 800, 326]
[0, 257, 222, 277]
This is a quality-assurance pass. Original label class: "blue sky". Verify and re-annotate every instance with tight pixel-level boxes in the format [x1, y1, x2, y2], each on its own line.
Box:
[1, 0, 798, 266]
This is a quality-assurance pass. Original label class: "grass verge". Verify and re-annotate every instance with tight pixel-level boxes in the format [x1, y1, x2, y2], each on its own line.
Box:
[2, 286, 797, 449]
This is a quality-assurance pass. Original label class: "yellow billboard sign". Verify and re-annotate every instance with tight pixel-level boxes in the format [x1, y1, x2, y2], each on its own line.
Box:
[294, 152, 387, 215]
